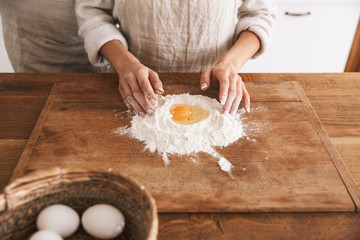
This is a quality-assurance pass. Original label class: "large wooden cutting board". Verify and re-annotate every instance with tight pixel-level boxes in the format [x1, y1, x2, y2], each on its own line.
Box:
[11, 79, 360, 212]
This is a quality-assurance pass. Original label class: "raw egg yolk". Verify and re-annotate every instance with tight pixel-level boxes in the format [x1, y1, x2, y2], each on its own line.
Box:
[171, 106, 192, 121]
[170, 104, 209, 125]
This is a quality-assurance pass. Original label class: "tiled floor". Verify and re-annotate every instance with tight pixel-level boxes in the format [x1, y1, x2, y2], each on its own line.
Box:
[0, 14, 14, 73]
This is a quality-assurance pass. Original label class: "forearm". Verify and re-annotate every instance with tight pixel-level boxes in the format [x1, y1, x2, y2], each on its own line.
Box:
[217, 31, 260, 71]
[100, 40, 139, 75]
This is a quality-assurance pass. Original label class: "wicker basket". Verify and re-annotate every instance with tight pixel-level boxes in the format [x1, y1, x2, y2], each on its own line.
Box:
[0, 167, 158, 240]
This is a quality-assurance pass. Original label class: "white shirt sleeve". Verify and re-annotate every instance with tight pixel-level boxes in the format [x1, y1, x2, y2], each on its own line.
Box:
[75, 0, 128, 66]
[235, 0, 278, 58]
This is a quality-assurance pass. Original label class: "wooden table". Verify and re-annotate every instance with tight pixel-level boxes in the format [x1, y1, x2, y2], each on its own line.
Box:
[1, 73, 360, 239]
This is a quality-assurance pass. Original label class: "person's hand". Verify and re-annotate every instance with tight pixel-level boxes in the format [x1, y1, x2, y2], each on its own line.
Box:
[200, 61, 250, 115]
[117, 61, 164, 116]
[99, 39, 163, 115]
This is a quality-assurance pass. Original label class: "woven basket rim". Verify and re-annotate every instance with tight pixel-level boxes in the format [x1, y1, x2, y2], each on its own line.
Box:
[0, 167, 158, 240]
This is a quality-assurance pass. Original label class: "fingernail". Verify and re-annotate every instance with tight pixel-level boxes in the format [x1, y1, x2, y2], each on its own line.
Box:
[220, 96, 226, 105]
[150, 99, 158, 108]
[147, 109, 154, 115]
[139, 112, 145, 117]
[156, 87, 164, 94]
[246, 106, 250, 113]
[201, 83, 207, 90]
[231, 110, 236, 116]
[223, 109, 229, 115]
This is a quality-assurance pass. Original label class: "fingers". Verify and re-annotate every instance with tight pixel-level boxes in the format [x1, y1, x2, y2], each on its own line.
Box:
[230, 77, 243, 116]
[200, 68, 211, 91]
[242, 80, 251, 112]
[127, 95, 146, 116]
[222, 74, 239, 115]
[119, 70, 155, 116]
[127, 77, 153, 115]
[119, 76, 146, 116]
[216, 72, 248, 115]
[136, 69, 158, 109]
[149, 70, 164, 95]
[218, 74, 229, 105]
[118, 85, 134, 114]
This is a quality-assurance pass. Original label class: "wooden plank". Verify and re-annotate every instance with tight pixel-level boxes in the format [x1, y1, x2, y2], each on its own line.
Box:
[296, 77, 360, 138]
[158, 212, 360, 240]
[300, 96, 360, 137]
[10, 84, 60, 181]
[331, 137, 360, 187]
[0, 73, 117, 85]
[0, 97, 47, 139]
[293, 81, 360, 211]
[0, 72, 358, 84]
[0, 139, 27, 191]
[238, 73, 360, 83]
[10, 80, 355, 212]
[0, 78, 53, 97]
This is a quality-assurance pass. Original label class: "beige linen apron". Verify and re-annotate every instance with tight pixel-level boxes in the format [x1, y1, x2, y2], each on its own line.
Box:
[0, 0, 94, 72]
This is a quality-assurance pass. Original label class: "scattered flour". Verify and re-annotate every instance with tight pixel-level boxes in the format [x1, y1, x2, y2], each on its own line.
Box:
[112, 126, 130, 135]
[128, 94, 245, 175]
[218, 158, 233, 174]
[189, 157, 198, 164]
[245, 136, 257, 142]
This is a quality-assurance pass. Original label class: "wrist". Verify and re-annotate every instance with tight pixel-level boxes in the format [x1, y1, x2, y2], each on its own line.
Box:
[216, 31, 260, 72]
[100, 40, 140, 75]
[216, 58, 238, 73]
[112, 53, 140, 76]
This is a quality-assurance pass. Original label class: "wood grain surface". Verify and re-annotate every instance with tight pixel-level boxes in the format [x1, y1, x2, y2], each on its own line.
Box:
[9, 79, 357, 212]
[1, 73, 360, 239]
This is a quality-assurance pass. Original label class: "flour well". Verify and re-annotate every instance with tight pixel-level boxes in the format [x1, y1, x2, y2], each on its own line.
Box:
[127, 93, 245, 174]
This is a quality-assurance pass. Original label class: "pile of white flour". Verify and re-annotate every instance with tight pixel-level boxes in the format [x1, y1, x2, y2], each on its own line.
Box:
[125, 93, 246, 175]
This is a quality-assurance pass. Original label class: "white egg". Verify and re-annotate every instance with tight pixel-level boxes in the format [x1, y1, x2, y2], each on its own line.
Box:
[29, 229, 63, 240]
[81, 204, 125, 239]
[36, 204, 80, 238]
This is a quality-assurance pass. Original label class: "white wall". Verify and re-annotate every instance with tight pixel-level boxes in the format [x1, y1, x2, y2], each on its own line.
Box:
[241, 2, 360, 73]
[0, 13, 14, 72]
